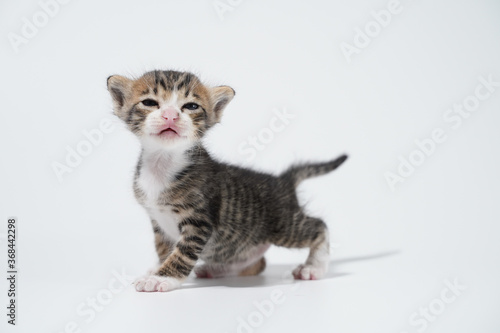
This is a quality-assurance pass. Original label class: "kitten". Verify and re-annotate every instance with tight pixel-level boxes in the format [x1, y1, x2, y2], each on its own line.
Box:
[107, 70, 348, 292]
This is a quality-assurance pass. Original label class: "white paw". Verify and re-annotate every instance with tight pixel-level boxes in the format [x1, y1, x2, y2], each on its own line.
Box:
[146, 264, 161, 275]
[134, 275, 181, 292]
[292, 264, 327, 280]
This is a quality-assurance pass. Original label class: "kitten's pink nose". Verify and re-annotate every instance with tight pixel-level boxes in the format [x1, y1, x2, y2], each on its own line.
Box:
[161, 108, 179, 124]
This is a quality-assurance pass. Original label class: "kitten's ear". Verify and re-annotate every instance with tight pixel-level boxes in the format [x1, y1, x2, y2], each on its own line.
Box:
[107, 75, 132, 110]
[211, 86, 235, 122]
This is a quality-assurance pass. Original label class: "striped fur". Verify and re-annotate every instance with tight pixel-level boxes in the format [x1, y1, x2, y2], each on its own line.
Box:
[283, 154, 348, 187]
[107, 70, 348, 291]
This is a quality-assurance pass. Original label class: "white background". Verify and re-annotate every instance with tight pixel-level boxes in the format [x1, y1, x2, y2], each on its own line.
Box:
[1, 0, 500, 332]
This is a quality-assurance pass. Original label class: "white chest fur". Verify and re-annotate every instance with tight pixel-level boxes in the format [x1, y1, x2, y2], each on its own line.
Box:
[137, 148, 189, 242]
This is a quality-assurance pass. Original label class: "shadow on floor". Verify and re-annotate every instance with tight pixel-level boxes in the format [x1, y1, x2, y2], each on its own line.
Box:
[181, 250, 399, 290]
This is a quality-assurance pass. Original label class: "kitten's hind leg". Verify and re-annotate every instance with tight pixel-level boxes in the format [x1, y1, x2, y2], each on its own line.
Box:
[195, 257, 267, 278]
[273, 213, 330, 280]
[195, 244, 270, 278]
[194, 263, 230, 278]
[239, 257, 266, 276]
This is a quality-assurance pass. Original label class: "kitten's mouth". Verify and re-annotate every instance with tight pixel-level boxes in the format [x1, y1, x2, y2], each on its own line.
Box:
[157, 127, 181, 139]
[160, 128, 177, 135]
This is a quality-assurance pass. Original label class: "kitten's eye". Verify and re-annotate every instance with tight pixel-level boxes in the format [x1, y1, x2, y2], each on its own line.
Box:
[141, 99, 159, 107]
[182, 103, 199, 111]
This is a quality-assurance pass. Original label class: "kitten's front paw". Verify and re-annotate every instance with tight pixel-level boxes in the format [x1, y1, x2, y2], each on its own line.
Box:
[292, 264, 326, 280]
[134, 275, 181, 292]
[146, 264, 161, 275]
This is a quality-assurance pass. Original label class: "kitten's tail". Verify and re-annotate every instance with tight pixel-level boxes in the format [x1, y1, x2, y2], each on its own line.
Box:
[283, 154, 348, 187]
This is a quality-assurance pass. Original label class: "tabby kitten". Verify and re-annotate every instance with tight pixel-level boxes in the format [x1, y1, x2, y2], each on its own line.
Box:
[107, 70, 348, 292]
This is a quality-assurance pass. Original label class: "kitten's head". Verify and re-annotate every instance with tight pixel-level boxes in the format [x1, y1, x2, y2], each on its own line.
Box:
[107, 70, 234, 149]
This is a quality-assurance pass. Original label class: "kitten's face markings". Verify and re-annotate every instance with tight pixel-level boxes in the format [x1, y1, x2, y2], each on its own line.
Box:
[107, 70, 235, 148]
